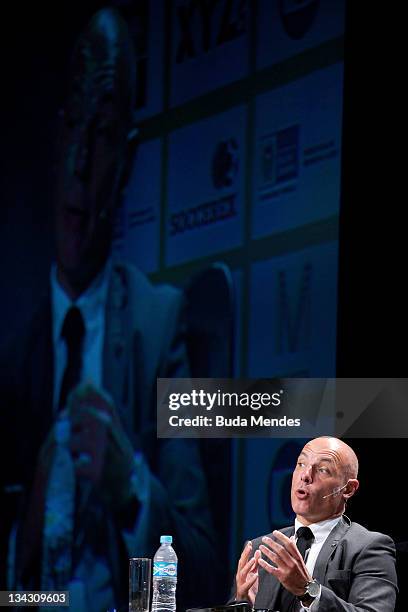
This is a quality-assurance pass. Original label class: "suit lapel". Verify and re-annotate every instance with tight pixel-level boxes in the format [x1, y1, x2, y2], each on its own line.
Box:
[103, 263, 155, 441]
[104, 262, 161, 452]
[312, 516, 351, 583]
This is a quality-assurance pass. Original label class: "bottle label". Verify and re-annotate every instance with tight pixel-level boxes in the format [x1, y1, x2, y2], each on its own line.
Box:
[153, 561, 177, 578]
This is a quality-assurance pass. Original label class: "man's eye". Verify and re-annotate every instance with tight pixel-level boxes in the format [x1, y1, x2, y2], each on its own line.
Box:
[297, 462, 305, 468]
[318, 467, 329, 474]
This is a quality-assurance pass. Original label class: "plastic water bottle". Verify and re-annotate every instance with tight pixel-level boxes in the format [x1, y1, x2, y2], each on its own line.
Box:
[151, 535, 177, 612]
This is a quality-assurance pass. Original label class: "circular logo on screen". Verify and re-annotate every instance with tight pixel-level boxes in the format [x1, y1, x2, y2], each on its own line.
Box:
[212, 139, 239, 189]
[279, 0, 320, 40]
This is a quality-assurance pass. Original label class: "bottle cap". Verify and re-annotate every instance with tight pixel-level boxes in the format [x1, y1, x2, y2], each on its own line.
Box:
[160, 535, 173, 544]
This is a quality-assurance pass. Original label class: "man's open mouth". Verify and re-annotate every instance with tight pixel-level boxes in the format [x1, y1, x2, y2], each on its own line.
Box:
[295, 488, 309, 499]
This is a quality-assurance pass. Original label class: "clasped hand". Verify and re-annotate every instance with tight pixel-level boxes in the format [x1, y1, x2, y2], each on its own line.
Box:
[260, 531, 312, 596]
[39, 383, 135, 510]
[236, 531, 312, 604]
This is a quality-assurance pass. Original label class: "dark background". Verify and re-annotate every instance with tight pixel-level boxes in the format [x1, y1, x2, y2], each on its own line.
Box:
[338, 3, 406, 600]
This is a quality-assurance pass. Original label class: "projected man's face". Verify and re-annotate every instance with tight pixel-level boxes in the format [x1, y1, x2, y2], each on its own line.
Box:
[55, 13, 132, 298]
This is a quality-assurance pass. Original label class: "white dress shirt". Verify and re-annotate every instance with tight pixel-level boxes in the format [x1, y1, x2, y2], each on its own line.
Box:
[295, 515, 342, 610]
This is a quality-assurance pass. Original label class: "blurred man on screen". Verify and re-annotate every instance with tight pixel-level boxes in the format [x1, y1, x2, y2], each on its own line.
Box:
[0, 9, 216, 611]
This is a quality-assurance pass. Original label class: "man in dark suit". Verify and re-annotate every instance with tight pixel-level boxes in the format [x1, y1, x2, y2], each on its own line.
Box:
[0, 8, 215, 611]
[234, 437, 397, 611]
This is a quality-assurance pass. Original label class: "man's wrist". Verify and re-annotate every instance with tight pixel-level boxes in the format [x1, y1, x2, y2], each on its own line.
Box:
[298, 579, 321, 607]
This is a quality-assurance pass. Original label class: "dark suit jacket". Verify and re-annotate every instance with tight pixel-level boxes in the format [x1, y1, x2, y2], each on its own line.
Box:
[247, 517, 398, 611]
[0, 261, 216, 609]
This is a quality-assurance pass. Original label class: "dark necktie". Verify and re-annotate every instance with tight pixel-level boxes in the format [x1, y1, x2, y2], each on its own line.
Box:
[58, 306, 85, 410]
[276, 526, 314, 611]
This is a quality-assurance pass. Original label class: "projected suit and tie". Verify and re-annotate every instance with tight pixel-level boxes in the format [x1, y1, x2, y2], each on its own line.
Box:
[0, 9, 217, 611]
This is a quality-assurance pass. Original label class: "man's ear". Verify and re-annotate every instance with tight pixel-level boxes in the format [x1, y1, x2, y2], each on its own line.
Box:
[343, 478, 359, 500]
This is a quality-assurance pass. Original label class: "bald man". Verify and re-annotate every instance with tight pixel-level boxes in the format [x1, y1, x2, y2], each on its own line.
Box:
[234, 437, 397, 611]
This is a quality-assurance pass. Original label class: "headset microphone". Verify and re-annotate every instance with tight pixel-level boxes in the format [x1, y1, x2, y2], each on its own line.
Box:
[322, 483, 348, 499]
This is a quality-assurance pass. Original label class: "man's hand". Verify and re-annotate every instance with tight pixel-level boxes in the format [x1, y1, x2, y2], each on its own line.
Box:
[68, 383, 135, 510]
[235, 541, 261, 604]
[259, 530, 312, 596]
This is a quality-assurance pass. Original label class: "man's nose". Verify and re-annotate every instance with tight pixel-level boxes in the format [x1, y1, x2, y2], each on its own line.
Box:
[301, 465, 313, 483]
